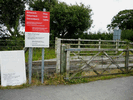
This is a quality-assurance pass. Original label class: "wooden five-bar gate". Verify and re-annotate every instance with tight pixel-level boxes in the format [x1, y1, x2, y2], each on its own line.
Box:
[55, 37, 133, 80]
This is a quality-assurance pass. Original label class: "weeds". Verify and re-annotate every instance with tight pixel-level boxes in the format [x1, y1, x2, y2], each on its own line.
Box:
[0, 71, 133, 89]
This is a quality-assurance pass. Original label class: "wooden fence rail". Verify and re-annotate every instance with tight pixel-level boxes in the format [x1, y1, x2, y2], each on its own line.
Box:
[55, 37, 133, 77]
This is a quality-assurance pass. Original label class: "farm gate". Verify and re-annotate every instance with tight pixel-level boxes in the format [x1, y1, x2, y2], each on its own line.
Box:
[55, 37, 133, 80]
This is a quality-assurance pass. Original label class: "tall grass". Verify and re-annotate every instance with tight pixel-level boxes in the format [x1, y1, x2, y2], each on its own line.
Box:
[25, 48, 56, 62]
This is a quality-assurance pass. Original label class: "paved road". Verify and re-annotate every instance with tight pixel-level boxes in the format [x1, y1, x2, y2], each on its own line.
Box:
[0, 76, 133, 100]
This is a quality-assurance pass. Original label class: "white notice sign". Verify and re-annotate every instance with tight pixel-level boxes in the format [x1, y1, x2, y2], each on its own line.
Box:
[25, 32, 49, 48]
[0, 50, 26, 86]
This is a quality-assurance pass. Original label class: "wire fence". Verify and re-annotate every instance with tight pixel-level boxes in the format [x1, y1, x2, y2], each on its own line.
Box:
[0, 40, 55, 51]
[0, 40, 24, 50]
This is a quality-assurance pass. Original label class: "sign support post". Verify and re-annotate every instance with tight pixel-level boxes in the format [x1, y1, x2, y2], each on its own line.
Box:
[41, 8, 46, 84]
[28, 47, 33, 84]
[28, 8, 33, 84]
[41, 48, 44, 83]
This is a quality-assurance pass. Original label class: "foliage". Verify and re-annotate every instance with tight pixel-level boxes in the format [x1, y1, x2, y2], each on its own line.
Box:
[121, 29, 133, 41]
[82, 31, 113, 40]
[50, 2, 93, 39]
[0, 0, 26, 38]
[29, 0, 58, 11]
[0, 37, 24, 51]
[107, 9, 133, 30]
[30, 1, 93, 39]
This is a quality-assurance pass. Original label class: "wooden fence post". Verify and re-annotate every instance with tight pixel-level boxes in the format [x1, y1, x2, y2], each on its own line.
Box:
[66, 44, 70, 79]
[55, 37, 57, 54]
[78, 38, 81, 54]
[55, 37, 61, 73]
[116, 40, 118, 54]
[125, 46, 129, 73]
[60, 44, 66, 73]
[99, 39, 101, 49]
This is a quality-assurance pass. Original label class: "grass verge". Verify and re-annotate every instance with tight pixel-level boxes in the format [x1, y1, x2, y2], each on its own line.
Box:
[0, 71, 133, 89]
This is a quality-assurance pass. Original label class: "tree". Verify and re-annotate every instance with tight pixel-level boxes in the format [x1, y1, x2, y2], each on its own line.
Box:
[121, 29, 133, 41]
[50, 2, 93, 39]
[30, 1, 93, 39]
[0, 0, 26, 38]
[29, 0, 58, 11]
[107, 9, 133, 30]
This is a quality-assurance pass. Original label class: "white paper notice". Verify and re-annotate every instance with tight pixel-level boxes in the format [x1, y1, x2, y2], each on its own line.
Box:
[25, 32, 49, 48]
[0, 50, 26, 86]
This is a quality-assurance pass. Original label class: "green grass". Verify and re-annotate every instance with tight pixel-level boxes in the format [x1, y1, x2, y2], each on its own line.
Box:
[0, 72, 133, 89]
[25, 48, 56, 62]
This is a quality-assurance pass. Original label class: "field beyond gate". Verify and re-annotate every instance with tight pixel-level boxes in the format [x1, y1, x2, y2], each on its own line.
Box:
[55, 38, 133, 80]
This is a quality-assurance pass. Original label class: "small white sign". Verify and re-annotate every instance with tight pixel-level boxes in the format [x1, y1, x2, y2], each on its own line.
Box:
[0, 50, 26, 86]
[25, 32, 49, 48]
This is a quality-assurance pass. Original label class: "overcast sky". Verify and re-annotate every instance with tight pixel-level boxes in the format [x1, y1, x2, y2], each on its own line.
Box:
[59, 0, 133, 33]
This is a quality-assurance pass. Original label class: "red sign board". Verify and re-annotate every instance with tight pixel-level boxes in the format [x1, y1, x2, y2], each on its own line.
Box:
[25, 10, 50, 33]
